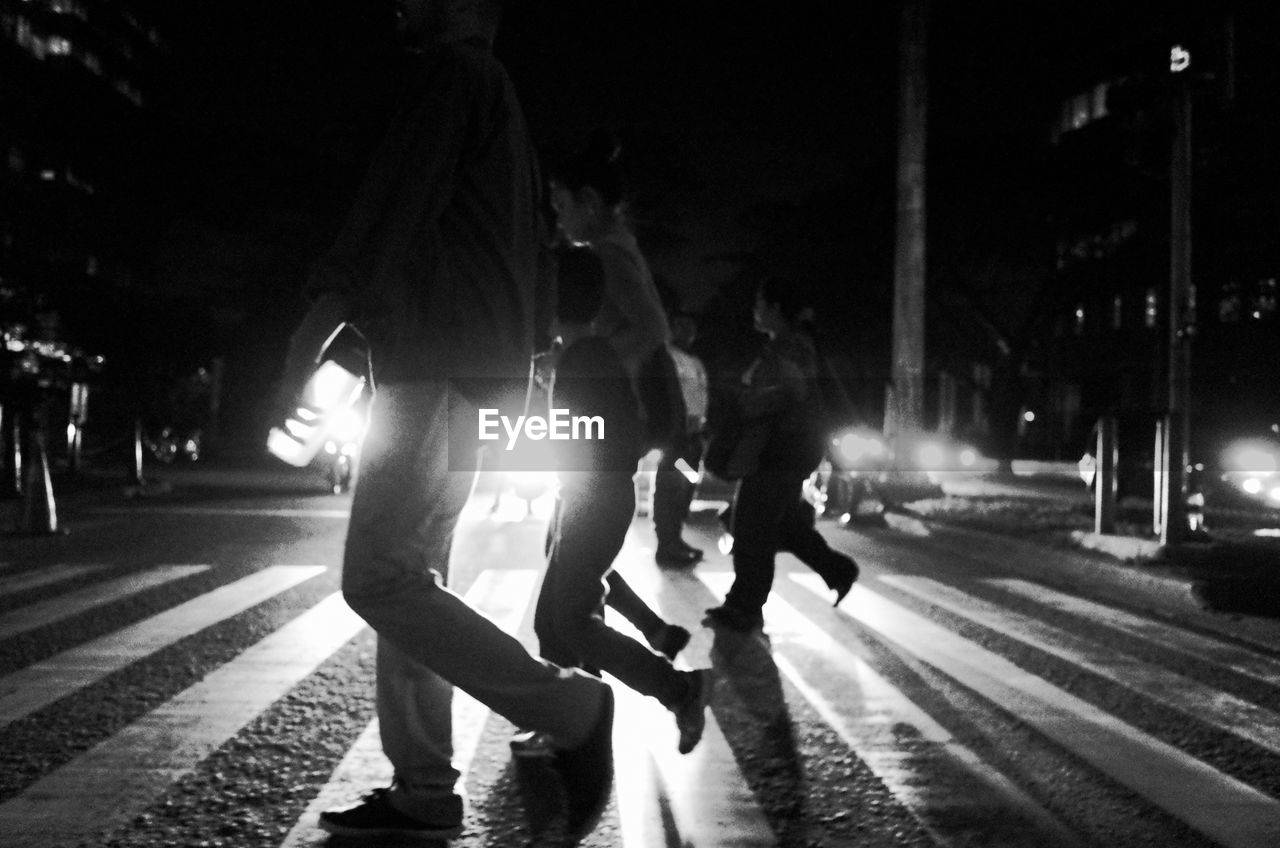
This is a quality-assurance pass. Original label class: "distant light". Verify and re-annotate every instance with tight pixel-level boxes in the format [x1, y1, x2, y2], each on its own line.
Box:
[917, 441, 946, 470]
[47, 36, 71, 56]
[959, 448, 977, 467]
[40, 169, 57, 181]
[1170, 45, 1191, 73]
[1023, 410, 1036, 423]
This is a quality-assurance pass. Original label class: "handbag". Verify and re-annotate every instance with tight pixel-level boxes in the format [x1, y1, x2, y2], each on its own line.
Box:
[703, 396, 771, 480]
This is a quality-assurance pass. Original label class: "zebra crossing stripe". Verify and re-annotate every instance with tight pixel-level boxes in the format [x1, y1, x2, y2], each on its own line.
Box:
[752, 587, 1085, 848]
[278, 569, 539, 848]
[792, 574, 1280, 848]
[603, 601, 777, 848]
[0, 565, 211, 641]
[0, 591, 367, 848]
[882, 575, 1280, 757]
[0, 563, 108, 596]
[0, 564, 325, 727]
[988, 578, 1280, 687]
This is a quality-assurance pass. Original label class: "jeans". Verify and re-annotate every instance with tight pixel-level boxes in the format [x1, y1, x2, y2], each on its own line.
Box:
[723, 466, 854, 615]
[341, 381, 605, 821]
[535, 472, 687, 708]
[652, 432, 704, 550]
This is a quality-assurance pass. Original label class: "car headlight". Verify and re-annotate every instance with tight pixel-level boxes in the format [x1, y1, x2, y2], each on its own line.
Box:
[833, 430, 885, 469]
[916, 440, 947, 470]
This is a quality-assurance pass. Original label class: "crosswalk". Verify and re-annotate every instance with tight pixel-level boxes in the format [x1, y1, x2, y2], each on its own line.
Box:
[1, 540, 1278, 847]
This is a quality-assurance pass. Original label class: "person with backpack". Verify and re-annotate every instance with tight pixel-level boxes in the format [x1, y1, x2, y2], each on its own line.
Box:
[702, 278, 861, 632]
[513, 245, 713, 757]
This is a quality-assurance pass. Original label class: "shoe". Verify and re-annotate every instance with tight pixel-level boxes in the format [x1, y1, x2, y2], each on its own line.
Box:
[647, 623, 691, 661]
[655, 546, 701, 568]
[318, 787, 463, 841]
[701, 604, 763, 632]
[549, 684, 615, 839]
[673, 669, 714, 754]
[829, 558, 860, 607]
[510, 729, 555, 759]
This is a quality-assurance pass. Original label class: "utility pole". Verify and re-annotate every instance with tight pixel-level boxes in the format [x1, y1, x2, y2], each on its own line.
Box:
[1160, 45, 1193, 544]
[890, 0, 928, 445]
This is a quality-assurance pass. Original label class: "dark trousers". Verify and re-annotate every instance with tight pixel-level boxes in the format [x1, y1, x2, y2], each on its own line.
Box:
[535, 472, 685, 707]
[653, 432, 703, 549]
[724, 467, 855, 615]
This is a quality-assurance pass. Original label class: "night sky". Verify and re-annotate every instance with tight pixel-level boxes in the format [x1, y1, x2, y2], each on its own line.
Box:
[131, 0, 1263, 436]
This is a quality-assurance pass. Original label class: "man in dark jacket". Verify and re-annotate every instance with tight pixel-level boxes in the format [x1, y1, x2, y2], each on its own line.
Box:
[278, 1, 613, 841]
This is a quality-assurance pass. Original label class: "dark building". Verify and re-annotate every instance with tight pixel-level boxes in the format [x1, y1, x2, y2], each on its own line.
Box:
[1, 0, 167, 476]
[1035, 4, 1280, 470]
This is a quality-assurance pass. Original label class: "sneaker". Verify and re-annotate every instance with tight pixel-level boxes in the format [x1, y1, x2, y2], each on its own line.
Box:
[549, 684, 615, 839]
[647, 623, 691, 661]
[701, 604, 763, 632]
[509, 729, 555, 759]
[829, 558, 860, 607]
[673, 669, 714, 754]
[318, 787, 463, 841]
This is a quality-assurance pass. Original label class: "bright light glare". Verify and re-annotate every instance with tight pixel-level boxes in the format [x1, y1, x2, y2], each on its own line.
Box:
[306, 361, 364, 412]
[959, 448, 977, 467]
[839, 433, 867, 463]
[917, 442, 946, 469]
[838, 432, 885, 465]
[328, 406, 366, 443]
[1242, 477, 1264, 495]
[1270, 486, 1280, 502]
[1231, 446, 1278, 474]
[284, 417, 315, 440]
[1023, 410, 1036, 423]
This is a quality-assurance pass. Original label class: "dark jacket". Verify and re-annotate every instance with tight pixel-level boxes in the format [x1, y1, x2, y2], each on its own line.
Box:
[550, 336, 643, 473]
[306, 39, 542, 386]
[738, 329, 825, 473]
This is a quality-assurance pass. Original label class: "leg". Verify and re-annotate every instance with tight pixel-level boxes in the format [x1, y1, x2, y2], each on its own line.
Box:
[712, 469, 793, 626]
[341, 383, 608, 749]
[550, 475, 688, 705]
[778, 489, 859, 604]
[604, 571, 662, 637]
[652, 436, 701, 565]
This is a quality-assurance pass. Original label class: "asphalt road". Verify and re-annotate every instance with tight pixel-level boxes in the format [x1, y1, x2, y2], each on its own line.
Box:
[1, 460, 1279, 847]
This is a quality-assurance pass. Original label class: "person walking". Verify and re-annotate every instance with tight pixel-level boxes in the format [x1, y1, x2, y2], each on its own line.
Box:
[517, 246, 712, 758]
[547, 131, 693, 656]
[277, 2, 613, 841]
[702, 278, 860, 632]
[653, 312, 709, 566]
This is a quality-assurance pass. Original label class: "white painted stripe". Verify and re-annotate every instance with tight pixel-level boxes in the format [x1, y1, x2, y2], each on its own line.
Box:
[0, 565, 210, 641]
[0, 563, 106, 596]
[279, 569, 538, 848]
[989, 578, 1280, 687]
[882, 575, 1280, 757]
[698, 572, 1080, 848]
[0, 592, 366, 848]
[0, 565, 325, 727]
[89, 506, 351, 519]
[606, 567, 777, 847]
[768, 596, 1084, 848]
[792, 574, 1280, 848]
